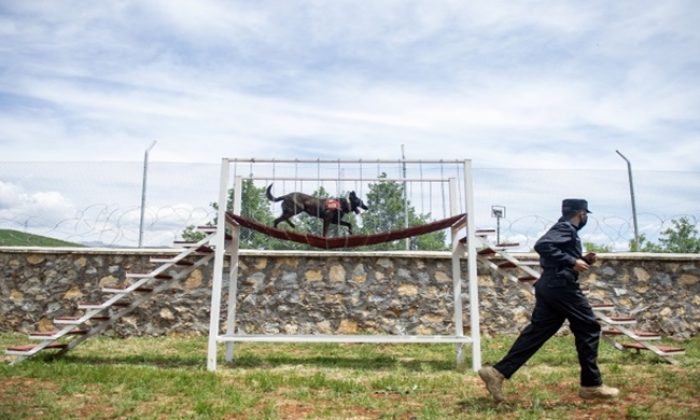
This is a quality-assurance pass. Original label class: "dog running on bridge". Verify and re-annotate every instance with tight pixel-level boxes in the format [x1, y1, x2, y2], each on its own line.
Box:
[266, 184, 369, 237]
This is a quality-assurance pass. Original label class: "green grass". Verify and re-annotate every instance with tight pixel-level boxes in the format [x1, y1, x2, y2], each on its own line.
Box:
[1, 333, 699, 419]
[0, 229, 82, 247]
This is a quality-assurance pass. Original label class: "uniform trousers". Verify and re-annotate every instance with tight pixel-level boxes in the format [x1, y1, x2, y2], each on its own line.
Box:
[493, 276, 603, 387]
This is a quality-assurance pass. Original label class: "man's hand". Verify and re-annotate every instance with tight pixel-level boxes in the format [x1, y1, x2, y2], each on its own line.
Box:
[574, 259, 591, 272]
[583, 252, 597, 264]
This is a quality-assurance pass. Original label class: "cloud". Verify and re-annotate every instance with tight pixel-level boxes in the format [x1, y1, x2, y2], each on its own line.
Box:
[0, 1, 697, 248]
[0, 181, 76, 228]
[0, 1, 698, 170]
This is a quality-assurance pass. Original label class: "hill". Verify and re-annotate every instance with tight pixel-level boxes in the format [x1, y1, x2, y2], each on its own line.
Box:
[0, 229, 83, 247]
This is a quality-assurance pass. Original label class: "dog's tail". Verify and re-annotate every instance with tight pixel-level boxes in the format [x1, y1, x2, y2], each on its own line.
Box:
[266, 184, 283, 202]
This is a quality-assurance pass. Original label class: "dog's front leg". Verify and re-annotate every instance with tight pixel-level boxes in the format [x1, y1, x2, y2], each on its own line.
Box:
[340, 220, 352, 235]
[322, 218, 330, 237]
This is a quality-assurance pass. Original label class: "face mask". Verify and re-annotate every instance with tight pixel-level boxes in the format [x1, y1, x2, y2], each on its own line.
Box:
[576, 213, 588, 230]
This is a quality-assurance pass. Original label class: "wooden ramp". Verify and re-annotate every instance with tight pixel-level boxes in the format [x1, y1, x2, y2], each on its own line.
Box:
[5, 227, 218, 364]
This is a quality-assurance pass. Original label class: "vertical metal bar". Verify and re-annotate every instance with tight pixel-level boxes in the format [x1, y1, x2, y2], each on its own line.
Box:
[419, 162, 424, 215]
[402, 145, 409, 250]
[359, 160, 363, 197]
[138, 140, 157, 247]
[464, 160, 481, 371]
[207, 158, 230, 371]
[225, 176, 243, 362]
[496, 215, 501, 246]
[448, 178, 464, 366]
[616, 150, 640, 250]
[440, 161, 446, 218]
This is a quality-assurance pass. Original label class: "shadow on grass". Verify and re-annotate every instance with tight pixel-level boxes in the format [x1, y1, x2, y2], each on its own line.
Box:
[47, 353, 456, 372]
[457, 396, 582, 415]
[231, 353, 455, 371]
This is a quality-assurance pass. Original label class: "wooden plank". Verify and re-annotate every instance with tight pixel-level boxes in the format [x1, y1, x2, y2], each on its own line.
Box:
[621, 342, 684, 354]
[7, 343, 67, 352]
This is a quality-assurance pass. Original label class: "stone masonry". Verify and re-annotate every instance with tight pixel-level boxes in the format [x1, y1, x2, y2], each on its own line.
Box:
[1, 248, 698, 339]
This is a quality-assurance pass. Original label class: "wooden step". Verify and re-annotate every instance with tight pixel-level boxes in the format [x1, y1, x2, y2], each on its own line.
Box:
[196, 226, 232, 240]
[126, 273, 173, 280]
[54, 315, 110, 325]
[621, 342, 685, 354]
[496, 242, 520, 247]
[478, 248, 497, 256]
[102, 285, 154, 294]
[150, 258, 195, 266]
[603, 329, 661, 340]
[78, 301, 130, 310]
[7, 343, 67, 353]
[174, 241, 224, 249]
[29, 330, 88, 339]
[459, 229, 497, 243]
[497, 260, 539, 268]
[591, 303, 615, 311]
[195, 245, 214, 254]
[599, 315, 637, 325]
[175, 260, 195, 266]
[498, 261, 518, 269]
[518, 276, 538, 282]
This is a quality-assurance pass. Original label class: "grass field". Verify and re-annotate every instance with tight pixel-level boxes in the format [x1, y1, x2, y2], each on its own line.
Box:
[0, 229, 82, 247]
[1, 333, 698, 419]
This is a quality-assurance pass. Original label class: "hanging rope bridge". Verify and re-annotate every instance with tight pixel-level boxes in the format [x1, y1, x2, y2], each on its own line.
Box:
[226, 212, 466, 249]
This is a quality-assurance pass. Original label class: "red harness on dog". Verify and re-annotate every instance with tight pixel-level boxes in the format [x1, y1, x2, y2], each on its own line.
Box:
[325, 199, 341, 210]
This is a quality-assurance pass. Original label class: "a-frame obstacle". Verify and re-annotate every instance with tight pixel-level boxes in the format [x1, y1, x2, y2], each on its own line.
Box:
[5, 230, 218, 364]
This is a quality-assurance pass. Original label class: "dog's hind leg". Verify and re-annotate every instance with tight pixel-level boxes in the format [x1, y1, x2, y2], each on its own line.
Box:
[274, 215, 296, 229]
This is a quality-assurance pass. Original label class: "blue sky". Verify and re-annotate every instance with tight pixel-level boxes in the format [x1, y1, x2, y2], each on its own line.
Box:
[0, 1, 698, 247]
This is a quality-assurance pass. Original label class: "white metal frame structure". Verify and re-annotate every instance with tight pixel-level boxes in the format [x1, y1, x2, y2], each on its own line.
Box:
[207, 158, 480, 372]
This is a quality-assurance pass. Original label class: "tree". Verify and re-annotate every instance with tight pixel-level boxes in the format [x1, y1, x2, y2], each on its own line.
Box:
[583, 242, 612, 253]
[658, 217, 700, 253]
[629, 233, 662, 252]
[359, 174, 447, 251]
[629, 217, 700, 253]
[181, 179, 274, 249]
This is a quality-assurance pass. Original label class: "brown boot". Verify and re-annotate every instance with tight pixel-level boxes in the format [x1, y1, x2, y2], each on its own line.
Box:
[579, 384, 620, 400]
[478, 366, 505, 402]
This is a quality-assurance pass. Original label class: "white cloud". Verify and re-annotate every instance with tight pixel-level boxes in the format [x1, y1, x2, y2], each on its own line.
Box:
[0, 1, 697, 247]
[0, 181, 76, 228]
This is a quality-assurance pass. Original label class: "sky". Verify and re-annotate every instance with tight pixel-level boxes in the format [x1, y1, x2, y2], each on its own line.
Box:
[0, 1, 698, 247]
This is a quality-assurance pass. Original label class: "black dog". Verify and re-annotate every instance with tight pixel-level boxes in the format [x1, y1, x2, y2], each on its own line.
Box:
[266, 184, 368, 236]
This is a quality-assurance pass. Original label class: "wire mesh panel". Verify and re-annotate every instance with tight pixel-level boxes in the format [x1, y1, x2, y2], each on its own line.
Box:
[220, 159, 468, 250]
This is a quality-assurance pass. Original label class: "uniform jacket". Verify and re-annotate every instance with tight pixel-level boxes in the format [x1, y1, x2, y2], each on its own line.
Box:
[534, 217, 583, 288]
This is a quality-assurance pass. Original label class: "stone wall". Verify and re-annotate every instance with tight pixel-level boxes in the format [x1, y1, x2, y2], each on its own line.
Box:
[1, 248, 698, 338]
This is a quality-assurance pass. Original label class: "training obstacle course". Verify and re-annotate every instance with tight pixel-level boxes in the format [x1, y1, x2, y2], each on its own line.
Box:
[5, 157, 684, 368]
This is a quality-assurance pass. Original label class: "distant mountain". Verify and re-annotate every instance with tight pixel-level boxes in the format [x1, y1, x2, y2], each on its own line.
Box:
[0, 229, 83, 247]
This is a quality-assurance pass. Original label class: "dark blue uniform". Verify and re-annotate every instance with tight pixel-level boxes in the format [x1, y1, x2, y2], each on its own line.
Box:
[493, 217, 603, 387]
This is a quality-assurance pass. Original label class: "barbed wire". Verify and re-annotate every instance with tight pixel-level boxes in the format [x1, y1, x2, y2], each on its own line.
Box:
[1, 162, 697, 249]
[0, 204, 215, 247]
[1, 202, 696, 251]
[498, 213, 699, 251]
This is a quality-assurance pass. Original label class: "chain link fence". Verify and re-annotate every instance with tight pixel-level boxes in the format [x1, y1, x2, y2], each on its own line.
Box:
[0, 161, 697, 250]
